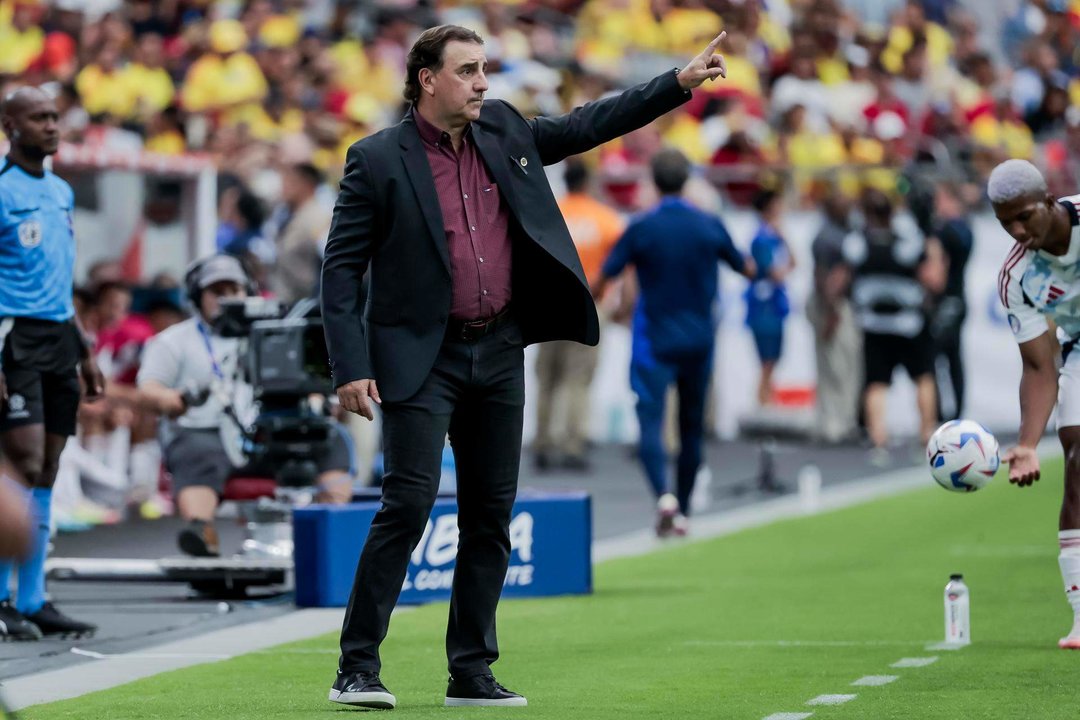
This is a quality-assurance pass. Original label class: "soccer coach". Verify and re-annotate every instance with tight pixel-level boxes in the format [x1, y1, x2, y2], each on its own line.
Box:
[321, 24, 728, 709]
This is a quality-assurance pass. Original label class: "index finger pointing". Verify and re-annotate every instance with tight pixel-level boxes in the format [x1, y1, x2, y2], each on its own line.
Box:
[704, 30, 727, 54]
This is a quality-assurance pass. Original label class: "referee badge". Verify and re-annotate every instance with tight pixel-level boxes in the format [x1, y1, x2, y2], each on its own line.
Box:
[18, 219, 42, 249]
[6, 393, 29, 420]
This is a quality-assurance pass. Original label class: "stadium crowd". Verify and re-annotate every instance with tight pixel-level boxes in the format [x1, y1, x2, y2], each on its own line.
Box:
[0, 0, 1078, 536]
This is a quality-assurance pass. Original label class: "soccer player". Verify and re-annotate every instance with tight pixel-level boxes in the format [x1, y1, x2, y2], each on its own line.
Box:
[0, 87, 104, 640]
[990, 158, 1080, 649]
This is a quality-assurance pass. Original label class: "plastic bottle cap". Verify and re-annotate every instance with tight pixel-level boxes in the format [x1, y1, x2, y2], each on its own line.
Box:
[950, 573, 964, 580]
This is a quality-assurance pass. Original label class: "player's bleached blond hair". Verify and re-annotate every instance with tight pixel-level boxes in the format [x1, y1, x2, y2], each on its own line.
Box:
[987, 159, 1048, 204]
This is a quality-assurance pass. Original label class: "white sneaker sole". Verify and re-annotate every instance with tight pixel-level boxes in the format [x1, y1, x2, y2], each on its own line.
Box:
[445, 697, 528, 707]
[328, 688, 397, 708]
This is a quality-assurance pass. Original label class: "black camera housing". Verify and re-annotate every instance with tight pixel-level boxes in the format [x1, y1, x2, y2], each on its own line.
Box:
[212, 298, 337, 487]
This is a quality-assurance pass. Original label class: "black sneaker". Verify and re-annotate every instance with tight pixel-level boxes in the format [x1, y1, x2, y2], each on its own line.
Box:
[328, 670, 396, 709]
[23, 602, 96, 639]
[445, 674, 527, 707]
[178, 520, 220, 557]
[0, 599, 43, 641]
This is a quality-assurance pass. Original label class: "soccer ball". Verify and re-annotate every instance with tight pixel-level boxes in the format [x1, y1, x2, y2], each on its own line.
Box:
[926, 420, 1000, 492]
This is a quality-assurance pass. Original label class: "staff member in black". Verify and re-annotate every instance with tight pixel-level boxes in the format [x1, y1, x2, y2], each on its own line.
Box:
[321, 24, 729, 709]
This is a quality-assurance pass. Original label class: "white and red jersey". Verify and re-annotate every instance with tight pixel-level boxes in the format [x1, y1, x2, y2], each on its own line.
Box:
[999, 195, 1080, 344]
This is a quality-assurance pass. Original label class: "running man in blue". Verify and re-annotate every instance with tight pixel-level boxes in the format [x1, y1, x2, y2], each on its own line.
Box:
[594, 149, 754, 536]
[0, 87, 104, 640]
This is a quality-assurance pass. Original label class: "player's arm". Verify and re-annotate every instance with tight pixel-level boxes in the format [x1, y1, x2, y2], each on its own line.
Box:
[136, 379, 187, 419]
[71, 316, 104, 399]
[592, 224, 635, 300]
[1004, 331, 1057, 487]
[134, 337, 186, 418]
[717, 219, 755, 279]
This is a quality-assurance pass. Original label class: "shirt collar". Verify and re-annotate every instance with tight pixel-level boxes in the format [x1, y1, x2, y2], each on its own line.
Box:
[1061, 199, 1079, 228]
[659, 195, 689, 208]
[411, 107, 465, 149]
[3, 155, 45, 179]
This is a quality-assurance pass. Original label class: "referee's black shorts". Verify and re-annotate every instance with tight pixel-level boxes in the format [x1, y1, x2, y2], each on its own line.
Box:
[0, 317, 83, 437]
[863, 330, 934, 387]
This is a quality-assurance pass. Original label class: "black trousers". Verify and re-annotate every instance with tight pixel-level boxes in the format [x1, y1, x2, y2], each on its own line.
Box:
[932, 299, 966, 422]
[338, 318, 525, 679]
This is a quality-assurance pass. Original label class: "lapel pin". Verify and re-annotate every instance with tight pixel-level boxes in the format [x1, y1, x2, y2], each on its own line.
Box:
[520, 157, 528, 168]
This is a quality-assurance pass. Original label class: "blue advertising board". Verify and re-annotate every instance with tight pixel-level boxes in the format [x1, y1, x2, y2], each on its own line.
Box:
[293, 491, 592, 607]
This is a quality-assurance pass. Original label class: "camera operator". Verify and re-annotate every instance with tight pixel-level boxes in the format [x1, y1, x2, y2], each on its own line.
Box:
[135, 254, 353, 557]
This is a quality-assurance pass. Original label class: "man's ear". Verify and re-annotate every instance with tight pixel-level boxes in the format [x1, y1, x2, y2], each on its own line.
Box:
[418, 67, 436, 96]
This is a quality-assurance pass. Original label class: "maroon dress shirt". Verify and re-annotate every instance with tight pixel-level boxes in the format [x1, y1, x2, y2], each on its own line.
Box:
[413, 109, 513, 321]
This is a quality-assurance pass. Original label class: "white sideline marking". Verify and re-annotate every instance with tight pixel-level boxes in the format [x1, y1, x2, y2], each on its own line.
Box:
[807, 694, 857, 706]
[71, 648, 230, 661]
[684, 640, 926, 648]
[852, 675, 899, 687]
[891, 657, 938, 668]
[3, 607, 346, 710]
[763, 713, 813, 720]
[925, 641, 967, 651]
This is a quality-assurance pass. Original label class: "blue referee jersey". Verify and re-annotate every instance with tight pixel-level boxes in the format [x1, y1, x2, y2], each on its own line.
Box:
[0, 157, 76, 322]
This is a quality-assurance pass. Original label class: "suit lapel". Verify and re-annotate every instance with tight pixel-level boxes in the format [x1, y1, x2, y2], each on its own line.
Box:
[471, 123, 522, 216]
[399, 119, 451, 275]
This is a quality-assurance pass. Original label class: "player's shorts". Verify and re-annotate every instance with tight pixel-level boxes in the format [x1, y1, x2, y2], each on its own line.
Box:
[1057, 343, 1080, 430]
[751, 327, 783, 363]
[863, 330, 934, 386]
[0, 317, 83, 437]
[163, 425, 353, 496]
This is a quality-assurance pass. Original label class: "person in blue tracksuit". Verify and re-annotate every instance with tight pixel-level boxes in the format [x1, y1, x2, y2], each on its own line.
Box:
[594, 149, 754, 536]
[745, 188, 794, 406]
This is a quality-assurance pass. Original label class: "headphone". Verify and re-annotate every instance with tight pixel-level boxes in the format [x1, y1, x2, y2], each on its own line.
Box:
[183, 253, 257, 310]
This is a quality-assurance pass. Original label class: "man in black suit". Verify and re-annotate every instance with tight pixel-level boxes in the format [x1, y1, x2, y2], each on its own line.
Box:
[322, 24, 729, 709]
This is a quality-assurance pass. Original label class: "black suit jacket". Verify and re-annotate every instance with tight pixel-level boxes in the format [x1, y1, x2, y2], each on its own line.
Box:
[321, 70, 690, 403]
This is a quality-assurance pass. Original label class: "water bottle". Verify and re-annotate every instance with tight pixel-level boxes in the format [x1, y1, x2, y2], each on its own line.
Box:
[944, 573, 971, 645]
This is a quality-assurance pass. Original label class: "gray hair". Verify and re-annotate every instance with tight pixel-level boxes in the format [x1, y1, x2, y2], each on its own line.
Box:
[987, 159, 1048, 204]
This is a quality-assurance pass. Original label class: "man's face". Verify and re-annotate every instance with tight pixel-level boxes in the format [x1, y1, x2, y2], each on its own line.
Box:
[98, 287, 131, 328]
[2, 93, 60, 157]
[993, 192, 1055, 251]
[199, 281, 245, 321]
[424, 41, 488, 125]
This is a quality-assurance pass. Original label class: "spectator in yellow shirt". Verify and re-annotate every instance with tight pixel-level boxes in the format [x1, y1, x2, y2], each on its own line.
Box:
[881, 1, 953, 74]
[181, 19, 268, 113]
[76, 44, 137, 119]
[145, 107, 186, 156]
[0, 0, 44, 75]
[123, 33, 175, 122]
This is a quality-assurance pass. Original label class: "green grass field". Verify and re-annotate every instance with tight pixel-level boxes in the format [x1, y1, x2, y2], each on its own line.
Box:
[23, 458, 1079, 719]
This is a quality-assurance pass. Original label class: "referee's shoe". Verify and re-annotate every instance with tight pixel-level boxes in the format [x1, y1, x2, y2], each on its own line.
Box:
[0, 599, 42, 641]
[24, 602, 96, 639]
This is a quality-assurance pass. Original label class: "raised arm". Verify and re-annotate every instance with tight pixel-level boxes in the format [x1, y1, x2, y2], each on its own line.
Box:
[526, 32, 728, 165]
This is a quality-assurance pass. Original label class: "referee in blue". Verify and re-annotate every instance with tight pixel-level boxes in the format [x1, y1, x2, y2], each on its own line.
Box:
[594, 149, 754, 536]
[0, 87, 104, 640]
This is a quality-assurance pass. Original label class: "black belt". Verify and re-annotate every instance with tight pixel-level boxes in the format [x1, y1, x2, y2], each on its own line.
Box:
[447, 306, 513, 342]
